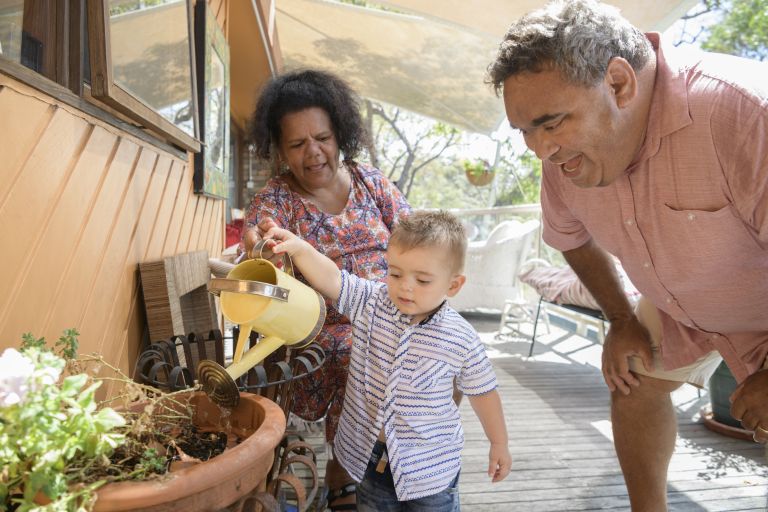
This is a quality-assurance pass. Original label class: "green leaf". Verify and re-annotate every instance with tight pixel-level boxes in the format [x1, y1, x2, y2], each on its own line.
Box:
[94, 408, 127, 431]
[61, 374, 88, 395]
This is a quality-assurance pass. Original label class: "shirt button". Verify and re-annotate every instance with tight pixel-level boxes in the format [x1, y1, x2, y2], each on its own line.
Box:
[687, 213, 696, 221]
[642, 262, 650, 269]
[665, 298, 673, 304]
[625, 219, 634, 226]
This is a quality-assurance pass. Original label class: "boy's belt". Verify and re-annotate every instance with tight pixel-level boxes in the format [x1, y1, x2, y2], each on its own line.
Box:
[371, 441, 388, 473]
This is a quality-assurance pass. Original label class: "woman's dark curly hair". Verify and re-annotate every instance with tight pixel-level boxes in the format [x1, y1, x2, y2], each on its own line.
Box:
[249, 69, 370, 162]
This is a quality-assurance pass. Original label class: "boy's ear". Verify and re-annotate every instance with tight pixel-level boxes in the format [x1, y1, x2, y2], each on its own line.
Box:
[446, 274, 466, 297]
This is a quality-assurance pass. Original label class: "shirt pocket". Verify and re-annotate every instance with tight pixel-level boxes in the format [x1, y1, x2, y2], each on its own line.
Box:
[404, 356, 454, 391]
[660, 203, 761, 261]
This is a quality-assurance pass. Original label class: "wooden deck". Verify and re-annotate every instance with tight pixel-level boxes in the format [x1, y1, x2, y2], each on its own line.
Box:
[292, 312, 768, 511]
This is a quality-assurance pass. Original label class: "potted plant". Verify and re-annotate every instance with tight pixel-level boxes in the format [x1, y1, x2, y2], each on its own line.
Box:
[463, 158, 495, 187]
[0, 329, 286, 511]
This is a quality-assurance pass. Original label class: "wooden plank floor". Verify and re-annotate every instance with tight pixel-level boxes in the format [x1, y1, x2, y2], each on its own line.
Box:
[288, 312, 768, 511]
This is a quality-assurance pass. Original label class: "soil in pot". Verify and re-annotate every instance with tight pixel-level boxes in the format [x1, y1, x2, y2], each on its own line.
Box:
[93, 391, 286, 512]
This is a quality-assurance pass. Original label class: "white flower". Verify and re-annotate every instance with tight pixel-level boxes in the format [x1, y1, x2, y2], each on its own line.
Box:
[0, 348, 35, 406]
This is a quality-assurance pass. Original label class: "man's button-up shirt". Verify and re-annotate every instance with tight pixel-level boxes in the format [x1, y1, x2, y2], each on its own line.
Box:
[541, 33, 768, 381]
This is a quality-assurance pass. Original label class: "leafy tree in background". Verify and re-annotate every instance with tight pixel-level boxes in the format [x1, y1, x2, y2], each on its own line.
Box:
[493, 151, 542, 206]
[701, 0, 768, 60]
[673, 0, 767, 61]
[364, 100, 460, 199]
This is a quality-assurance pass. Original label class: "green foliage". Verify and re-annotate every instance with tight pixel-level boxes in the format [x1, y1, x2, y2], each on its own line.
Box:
[1, 331, 127, 511]
[1, 331, 203, 512]
[494, 151, 542, 206]
[20, 328, 80, 361]
[137, 449, 167, 474]
[701, 0, 768, 60]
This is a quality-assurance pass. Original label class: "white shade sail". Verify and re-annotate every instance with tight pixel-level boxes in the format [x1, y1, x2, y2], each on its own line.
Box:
[276, 0, 696, 134]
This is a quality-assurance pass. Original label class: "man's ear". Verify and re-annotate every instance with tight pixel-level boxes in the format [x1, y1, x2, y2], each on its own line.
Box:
[446, 274, 466, 297]
[605, 57, 638, 108]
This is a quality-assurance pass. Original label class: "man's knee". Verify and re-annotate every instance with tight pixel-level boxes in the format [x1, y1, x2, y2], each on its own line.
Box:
[612, 374, 682, 406]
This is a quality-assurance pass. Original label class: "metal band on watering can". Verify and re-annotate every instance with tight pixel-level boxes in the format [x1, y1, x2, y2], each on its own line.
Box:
[208, 278, 290, 301]
[301, 293, 327, 345]
[208, 240, 294, 301]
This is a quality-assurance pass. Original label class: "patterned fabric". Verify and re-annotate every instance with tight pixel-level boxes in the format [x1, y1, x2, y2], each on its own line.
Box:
[540, 33, 768, 382]
[519, 263, 640, 310]
[244, 162, 410, 440]
[333, 271, 498, 501]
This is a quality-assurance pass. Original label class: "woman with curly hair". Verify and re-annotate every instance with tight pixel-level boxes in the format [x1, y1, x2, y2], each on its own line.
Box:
[242, 69, 411, 511]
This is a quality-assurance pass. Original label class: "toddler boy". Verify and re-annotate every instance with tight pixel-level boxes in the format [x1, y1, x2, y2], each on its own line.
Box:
[264, 210, 511, 511]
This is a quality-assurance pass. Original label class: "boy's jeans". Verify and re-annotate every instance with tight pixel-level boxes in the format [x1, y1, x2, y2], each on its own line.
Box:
[357, 441, 461, 512]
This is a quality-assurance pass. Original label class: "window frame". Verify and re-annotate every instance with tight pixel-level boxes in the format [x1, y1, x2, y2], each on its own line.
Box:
[85, 0, 200, 152]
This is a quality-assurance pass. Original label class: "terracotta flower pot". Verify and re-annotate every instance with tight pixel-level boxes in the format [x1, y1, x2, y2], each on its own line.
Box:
[93, 392, 286, 511]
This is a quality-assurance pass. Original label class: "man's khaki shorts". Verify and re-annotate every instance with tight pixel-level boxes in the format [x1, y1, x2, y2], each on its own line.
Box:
[628, 297, 722, 388]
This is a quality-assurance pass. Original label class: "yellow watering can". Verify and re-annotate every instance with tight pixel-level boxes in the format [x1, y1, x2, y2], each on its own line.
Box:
[200, 243, 326, 407]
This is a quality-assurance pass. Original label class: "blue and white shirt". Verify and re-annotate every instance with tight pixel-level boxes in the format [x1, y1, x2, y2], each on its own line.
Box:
[333, 271, 498, 501]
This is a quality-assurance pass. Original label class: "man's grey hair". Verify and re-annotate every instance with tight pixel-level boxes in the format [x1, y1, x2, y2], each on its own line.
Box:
[487, 0, 652, 93]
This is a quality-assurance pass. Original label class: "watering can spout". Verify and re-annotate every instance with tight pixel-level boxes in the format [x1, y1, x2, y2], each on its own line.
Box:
[201, 255, 326, 407]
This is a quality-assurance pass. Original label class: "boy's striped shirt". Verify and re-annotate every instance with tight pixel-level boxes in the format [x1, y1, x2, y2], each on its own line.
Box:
[333, 271, 498, 501]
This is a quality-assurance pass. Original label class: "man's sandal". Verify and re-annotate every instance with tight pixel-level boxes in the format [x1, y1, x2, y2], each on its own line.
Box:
[325, 482, 356, 511]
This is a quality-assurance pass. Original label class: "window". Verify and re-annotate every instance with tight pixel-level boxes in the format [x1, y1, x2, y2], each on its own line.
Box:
[0, 0, 200, 153]
[87, 0, 199, 151]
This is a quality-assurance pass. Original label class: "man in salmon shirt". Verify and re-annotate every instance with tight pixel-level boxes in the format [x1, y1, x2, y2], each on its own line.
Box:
[487, 0, 768, 510]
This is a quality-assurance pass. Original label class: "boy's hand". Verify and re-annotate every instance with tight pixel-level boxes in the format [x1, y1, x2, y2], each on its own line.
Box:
[263, 226, 307, 258]
[488, 443, 512, 482]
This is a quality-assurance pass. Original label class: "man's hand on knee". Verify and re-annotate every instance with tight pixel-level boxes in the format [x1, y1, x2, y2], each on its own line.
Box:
[601, 316, 654, 395]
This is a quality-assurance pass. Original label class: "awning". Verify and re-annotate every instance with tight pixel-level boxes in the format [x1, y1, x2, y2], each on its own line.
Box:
[276, 0, 696, 135]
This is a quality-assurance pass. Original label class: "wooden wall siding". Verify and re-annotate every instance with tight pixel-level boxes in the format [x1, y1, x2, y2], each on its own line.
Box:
[0, 76, 224, 381]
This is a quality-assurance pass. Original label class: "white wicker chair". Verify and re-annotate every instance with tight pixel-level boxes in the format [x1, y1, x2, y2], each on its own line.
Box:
[449, 219, 540, 313]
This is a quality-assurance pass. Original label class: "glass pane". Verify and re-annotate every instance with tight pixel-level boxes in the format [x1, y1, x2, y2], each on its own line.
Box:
[207, 45, 226, 174]
[108, 0, 195, 137]
[0, 1, 23, 64]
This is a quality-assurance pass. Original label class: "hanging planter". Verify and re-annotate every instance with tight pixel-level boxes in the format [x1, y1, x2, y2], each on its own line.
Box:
[463, 159, 494, 187]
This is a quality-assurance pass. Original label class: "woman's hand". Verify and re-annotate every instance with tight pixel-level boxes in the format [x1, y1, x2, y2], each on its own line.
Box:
[601, 316, 654, 395]
[242, 217, 280, 262]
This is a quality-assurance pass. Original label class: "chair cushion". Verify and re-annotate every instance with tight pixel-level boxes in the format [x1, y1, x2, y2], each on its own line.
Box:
[519, 264, 640, 310]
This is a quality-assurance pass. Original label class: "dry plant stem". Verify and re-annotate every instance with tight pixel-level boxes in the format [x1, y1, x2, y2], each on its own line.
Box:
[62, 353, 211, 485]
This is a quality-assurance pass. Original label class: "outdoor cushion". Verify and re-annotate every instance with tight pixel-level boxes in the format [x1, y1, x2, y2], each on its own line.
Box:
[519, 263, 640, 310]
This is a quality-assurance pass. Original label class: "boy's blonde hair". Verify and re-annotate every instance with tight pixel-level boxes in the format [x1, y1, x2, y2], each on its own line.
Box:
[390, 210, 467, 272]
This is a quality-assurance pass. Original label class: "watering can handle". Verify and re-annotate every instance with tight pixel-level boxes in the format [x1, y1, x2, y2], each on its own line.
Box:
[250, 239, 295, 277]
